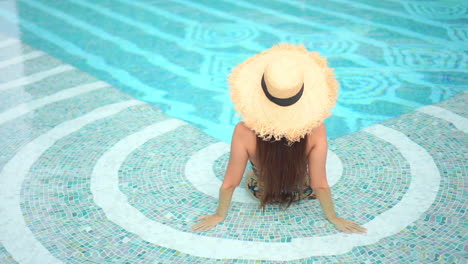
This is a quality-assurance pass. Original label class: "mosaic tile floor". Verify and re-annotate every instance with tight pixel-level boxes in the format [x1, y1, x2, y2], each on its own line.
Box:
[0, 38, 466, 263]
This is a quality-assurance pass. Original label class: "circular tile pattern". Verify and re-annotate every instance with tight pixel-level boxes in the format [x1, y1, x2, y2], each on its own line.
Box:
[0, 84, 460, 259]
[89, 118, 436, 260]
[0, 92, 442, 257]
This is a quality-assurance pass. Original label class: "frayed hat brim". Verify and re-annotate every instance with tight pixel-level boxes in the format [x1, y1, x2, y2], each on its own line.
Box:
[228, 43, 340, 143]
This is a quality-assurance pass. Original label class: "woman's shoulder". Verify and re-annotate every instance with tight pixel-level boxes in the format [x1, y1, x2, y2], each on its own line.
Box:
[233, 122, 256, 150]
[310, 123, 327, 142]
[306, 123, 327, 153]
[234, 121, 255, 137]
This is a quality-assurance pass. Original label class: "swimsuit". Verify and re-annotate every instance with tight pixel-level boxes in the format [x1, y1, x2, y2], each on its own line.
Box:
[245, 161, 317, 201]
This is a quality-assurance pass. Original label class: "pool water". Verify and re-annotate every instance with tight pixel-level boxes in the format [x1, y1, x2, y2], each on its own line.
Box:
[0, 0, 466, 263]
[0, 0, 466, 142]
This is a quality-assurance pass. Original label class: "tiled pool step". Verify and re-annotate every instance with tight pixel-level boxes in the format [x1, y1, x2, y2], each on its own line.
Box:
[0, 40, 465, 263]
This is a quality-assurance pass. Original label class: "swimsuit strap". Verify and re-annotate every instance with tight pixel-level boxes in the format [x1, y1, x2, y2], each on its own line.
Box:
[250, 160, 259, 174]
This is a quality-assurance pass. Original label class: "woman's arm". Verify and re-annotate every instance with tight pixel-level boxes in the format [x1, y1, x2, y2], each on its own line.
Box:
[314, 187, 338, 222]
[217, 123, 249, 216]
[215, 185, 236, 219]
[191, 123, 248, 231]
[308, 125, 337, 221]
[308, 124, 367, 234]
[191, 185, 235, 232]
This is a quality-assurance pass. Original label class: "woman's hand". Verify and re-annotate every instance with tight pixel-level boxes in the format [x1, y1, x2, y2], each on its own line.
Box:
[330, 217, 367, 234]
[191, 214, 224, 232]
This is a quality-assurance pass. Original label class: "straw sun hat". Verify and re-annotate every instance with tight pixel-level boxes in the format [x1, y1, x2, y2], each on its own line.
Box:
[228, 43, 340, 144]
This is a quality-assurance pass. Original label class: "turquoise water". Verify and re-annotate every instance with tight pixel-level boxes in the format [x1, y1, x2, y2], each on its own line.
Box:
[0, 0, 465, 142]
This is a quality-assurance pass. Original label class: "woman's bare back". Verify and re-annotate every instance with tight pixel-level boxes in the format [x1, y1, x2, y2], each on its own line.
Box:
[236, 121, 323, 168]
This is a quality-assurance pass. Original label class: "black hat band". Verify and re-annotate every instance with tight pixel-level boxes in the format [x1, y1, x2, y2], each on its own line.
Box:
[261, 74, 304, 107]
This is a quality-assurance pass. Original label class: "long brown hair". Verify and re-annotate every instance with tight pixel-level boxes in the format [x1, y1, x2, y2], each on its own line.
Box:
[255, 135, 308, 212]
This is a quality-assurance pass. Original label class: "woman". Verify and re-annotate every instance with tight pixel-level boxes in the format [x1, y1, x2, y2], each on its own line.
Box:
[191, 43, 367, 234]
